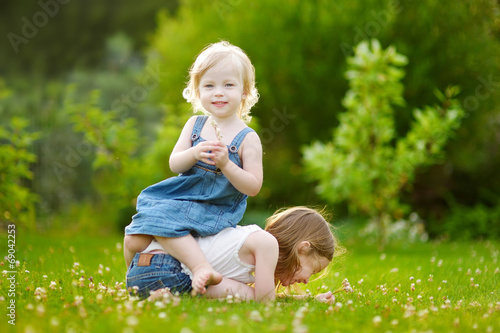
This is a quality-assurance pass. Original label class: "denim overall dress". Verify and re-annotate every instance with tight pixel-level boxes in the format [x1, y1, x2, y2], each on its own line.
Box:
[125, 116, 255, 238]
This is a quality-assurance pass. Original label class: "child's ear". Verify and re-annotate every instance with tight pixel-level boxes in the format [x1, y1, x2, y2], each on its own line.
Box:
[297, 241, 311, 254]
[242, 93, 247, 100]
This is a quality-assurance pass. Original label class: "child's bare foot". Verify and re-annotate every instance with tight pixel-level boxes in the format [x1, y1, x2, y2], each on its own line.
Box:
[191, 264, 222, 296]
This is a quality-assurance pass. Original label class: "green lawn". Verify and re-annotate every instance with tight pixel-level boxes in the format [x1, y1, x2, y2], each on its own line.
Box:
[1, 228, 499, 333]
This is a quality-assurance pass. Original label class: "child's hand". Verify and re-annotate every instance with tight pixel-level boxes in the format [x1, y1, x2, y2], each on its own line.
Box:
[210, 140, 229, 169]
[192, 141, 219, 165]
[315, 291, 335, 304]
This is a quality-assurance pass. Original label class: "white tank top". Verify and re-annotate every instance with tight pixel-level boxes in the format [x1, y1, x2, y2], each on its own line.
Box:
[143, 224, 262, 284]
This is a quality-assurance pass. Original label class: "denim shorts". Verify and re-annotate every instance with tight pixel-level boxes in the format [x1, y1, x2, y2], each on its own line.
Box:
[126, 253, 192, 299]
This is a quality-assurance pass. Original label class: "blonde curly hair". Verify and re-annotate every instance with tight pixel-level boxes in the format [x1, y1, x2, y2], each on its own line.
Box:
[182, 41, 259, 124]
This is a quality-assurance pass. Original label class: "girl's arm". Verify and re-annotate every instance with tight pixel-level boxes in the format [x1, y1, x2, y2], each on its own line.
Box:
[169, 116, 222, 173]
[252, 230, 279, 301]
[205, 277, 255, 299]
[205, 230, 278, 302]
[211, 131, 263, 196]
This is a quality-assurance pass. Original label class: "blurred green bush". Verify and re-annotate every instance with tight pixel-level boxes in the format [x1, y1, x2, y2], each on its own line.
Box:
[0, 0, 499, 238]
[0, 115, 40, 231]
[303, 39, 464, 246]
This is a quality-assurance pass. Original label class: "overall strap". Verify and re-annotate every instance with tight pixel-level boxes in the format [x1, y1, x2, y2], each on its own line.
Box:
[228, 127, 255, 154]
[190, 115, 209, 142]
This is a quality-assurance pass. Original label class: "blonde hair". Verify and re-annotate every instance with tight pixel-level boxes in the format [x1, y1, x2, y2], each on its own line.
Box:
[264, 207, 340, 286]
[182, 41, 259, 123]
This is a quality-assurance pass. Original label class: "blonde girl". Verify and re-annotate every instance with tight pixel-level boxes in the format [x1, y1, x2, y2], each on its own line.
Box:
[124, 41, 262, 295]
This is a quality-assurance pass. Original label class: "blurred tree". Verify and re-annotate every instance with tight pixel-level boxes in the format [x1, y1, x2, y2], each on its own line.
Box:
[0, 115, 41, 231]
[0, 0, 499, 236]
[145, 0, 500, 220]
[0, 0, 179, 76]
[303, 40, 464, 246]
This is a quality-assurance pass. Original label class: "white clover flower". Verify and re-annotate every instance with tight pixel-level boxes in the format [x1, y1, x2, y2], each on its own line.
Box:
[36, 303, 46, 316]
[50, 317, 60, 327]
[249, 310, 263, 322]
[154, 301, 165, 309]
[126, 315, 139, 326]
[74, 295, 84, 306]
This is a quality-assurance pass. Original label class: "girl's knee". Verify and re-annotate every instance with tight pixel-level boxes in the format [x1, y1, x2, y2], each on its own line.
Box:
[124, 234, 153, 252]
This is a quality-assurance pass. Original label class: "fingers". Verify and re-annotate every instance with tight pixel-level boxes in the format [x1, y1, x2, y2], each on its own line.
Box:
[316, 291, 335, 304]
[195, 141, 228, 166]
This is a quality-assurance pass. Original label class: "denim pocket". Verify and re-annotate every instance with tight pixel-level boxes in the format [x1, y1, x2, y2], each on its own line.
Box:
[126, 254, 192, 299]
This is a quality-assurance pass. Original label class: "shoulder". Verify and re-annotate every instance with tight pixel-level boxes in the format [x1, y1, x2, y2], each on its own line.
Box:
[185, 115, 201, 127]
[240, 130, 262, 153]
[179, 115, 204, 136]
[246, 230, 278, 254]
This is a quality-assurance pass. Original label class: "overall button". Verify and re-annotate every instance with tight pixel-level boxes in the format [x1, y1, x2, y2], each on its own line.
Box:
[229, 145, 238, 153]
[191, 134, 199, 141]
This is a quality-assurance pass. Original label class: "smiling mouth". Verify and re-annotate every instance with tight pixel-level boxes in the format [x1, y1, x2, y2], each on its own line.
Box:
[212, 101, 227, 105]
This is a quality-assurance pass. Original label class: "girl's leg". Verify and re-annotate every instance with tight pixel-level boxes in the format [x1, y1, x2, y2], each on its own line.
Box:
[123, 234, 154, 268]
[155, 234, 222, 295]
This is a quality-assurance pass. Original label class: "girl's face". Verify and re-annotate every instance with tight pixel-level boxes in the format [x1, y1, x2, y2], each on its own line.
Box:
[198, 61, 246, 120]
[281, 253, 330, 287]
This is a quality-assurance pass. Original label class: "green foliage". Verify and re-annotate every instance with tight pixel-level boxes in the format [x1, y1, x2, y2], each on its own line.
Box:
[0, 116, 40, 230]
[144, 0, 500, 213]
[429, 202, 500, 240]
[0, 0, 179, 76]
[57, 82, 182, 232]
[1, 0, 500, 234]
[63, 86, 140, 203]
[303, 40, 465, 245]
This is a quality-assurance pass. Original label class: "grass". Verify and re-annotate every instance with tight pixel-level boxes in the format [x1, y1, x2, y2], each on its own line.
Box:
[1, 225, 499, 333]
